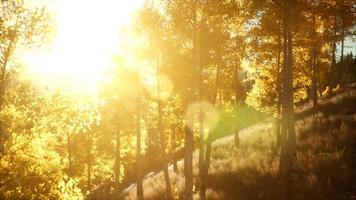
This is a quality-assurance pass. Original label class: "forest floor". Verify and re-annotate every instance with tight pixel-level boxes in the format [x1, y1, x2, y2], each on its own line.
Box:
[123, 84, 356, 200]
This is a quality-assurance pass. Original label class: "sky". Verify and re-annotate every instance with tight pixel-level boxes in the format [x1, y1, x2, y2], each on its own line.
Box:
[21, 0, 144, 94]
[337, 36, 356, 59]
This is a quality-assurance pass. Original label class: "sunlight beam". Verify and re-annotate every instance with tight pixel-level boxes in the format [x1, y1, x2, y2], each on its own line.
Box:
[22, 0, 144, 94]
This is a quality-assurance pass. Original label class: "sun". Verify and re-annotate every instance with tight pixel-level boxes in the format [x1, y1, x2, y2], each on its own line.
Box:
[22, 0, 144, 94]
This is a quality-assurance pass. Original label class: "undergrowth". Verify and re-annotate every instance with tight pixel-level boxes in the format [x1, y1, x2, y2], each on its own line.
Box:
[123, 86, 356, 200]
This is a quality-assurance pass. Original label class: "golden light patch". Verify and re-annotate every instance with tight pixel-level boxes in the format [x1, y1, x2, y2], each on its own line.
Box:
[21, 0, 144, 94]
[185, 101, 219, 134]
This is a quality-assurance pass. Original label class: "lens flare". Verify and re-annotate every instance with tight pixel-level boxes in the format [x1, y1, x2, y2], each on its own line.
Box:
[185, 101, 219, 135]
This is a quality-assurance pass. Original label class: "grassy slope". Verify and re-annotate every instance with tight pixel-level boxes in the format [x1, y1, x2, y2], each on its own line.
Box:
[124, 84, 356, 200]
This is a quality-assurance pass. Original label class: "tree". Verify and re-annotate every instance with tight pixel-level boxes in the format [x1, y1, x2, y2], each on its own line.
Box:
[156, 57, 173, 200]
[0, 81, 97, 199]
[133, 6, 175, 199]
[0, 0, 51, 157]
[135, 63, 144, 200]
[165, 0, 200, 198]
[98, 64, 138, 199]
[280, 0, 296, 199]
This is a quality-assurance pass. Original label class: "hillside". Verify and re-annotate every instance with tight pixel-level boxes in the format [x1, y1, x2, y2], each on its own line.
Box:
[1, 1, 355, 199]
[123, 84, 356, 200]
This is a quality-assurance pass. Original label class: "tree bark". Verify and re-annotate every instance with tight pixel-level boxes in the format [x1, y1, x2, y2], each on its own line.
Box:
[198, 44, 206, 199]
[67, 132, 72, 175]
[157, 57, 173, 200]
[184, 125, 193, 200]
[276, 19, 282, 151]
[286, 0, 296, 164]
[136, 67, 144, 200]
[330, 16, 337, 87]
[311, 14, 318, 107]
[88, 161, 91, 192]
[340, 9, 345, 62]
[198, 109, 205, 200]
[87, 133, 92, 192]
[0, 26, 17, 157]
[203, 137, 212, 185]
[115, 126, 121, 197]
[185, 0, 197, 199]
[280, 13, 289, 200]
[201, 54, 221, 198]
[171, 126, 178, 172]
[234, 36, 240, 147]
[280, 0, 297, 199]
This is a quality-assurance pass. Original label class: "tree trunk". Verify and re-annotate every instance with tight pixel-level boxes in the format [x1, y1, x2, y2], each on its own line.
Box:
[280, 15, 289, 200]
[171, 126, 178, 172]
[201, 54, 221, 198]
[87, 135, 92, 192]
[198, 109, 205, 200]
[136, 67, 144, 200]
[312, 14, 318, 107]
[286, 0, 296, 164]
[198, 43, 206, 199]
[184, 125, 193, 200]
[0, 81, 5, 158]
[330, 16, 337, 87]
[157, 57, 173, 200]
[203, 138, 212, 180]
[276, 19, 282, 151]
[0, 30, 17, 158]
[67, 132, 72, 175]
[88, 161, 91, 192]
[201, 138, 211, 200]
[234, 36, 240, 147]
[115, 127, 121, 197]
[185, 0, 197, 199]
[340, 10, 345, 62]
[280, 1, 296, 199]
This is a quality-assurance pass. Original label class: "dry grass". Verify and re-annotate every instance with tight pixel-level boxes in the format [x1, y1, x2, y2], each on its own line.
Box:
[123, 121, 279, 200]
[123, 85, 356, 200]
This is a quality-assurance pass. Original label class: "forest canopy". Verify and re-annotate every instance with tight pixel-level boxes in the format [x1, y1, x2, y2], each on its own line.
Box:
[0, 0, 355, 199]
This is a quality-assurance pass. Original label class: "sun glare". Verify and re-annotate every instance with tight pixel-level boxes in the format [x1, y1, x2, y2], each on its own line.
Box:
[22, 0, 144, 94]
